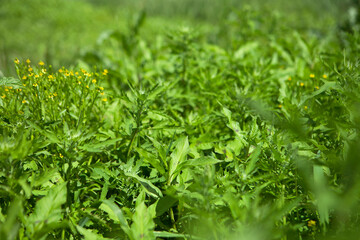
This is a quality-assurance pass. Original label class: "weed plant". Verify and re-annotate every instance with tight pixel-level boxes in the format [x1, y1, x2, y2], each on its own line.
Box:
[1, 2, 360, 240]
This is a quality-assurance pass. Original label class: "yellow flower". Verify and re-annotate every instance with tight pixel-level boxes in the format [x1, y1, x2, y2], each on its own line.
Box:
[26, 59, 31, 64]
[59, 69, 63, 73]
[17, 89, 22, 92]
[28, 73, 34, 77]
[315, 86, 319, 90]
[78, 81, 82, 84]
[28, 67, 33, 72]
[41, 69, 46, 74]
[75, 71, 79, 75]
[322, 74, 327, 79]
[65, 73, 70, 77]
[38, 61, 45, 66]
[1, 95, 5, 99]
[5, 88, 9, 92]
[102, 98, 107, 102]
[304, 106, 308, 110]
[8, 87, 13, 89]
[307, 220, 316, 227]
[23, 84, 27, 87]
[59, 153, 63, 158]
[40, 73, 43, 76]
[278, 104, 282, 108]
[287, 76, 292, 81]
[35, 74, 39, 78]
[92, 79, 97, 84]
[48, 75, 54, 80]
[100, 92, 105, 96]
[102, 69, 108, 75]
[309, 73, 315, 78]
[22, 100, 27, 104]
[22, 76, 27, 80]
[86, 85, 89, 88]
[14, 58, 20, 64]
[99, 87, 104, 91]
[53, 92, 57, 97]
[300, 82, 304, 87]
[33, 83, 38, 87]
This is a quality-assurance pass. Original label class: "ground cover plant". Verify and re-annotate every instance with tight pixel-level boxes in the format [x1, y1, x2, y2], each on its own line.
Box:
[1, 1, 360, 239]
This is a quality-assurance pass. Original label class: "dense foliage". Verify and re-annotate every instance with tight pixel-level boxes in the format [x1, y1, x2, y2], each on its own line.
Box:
[1, 1, 360, 239]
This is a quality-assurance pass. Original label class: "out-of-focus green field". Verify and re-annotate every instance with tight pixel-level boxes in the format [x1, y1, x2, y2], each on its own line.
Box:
[1, 0, 360, 240]
[0, 0, 352, 76]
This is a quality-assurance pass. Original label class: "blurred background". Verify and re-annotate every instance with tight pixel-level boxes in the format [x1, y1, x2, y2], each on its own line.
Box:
[0, 0, 357, 76]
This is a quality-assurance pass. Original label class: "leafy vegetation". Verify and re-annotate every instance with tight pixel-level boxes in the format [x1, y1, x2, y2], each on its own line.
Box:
[1, 0, 360, 239]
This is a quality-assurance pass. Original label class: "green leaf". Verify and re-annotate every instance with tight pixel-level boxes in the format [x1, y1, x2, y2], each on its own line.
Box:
[153, 231, 187, 238]
[101, 200, 131, 236]
[245, 145, 262, 176]
[125, 172, 163, 199]
[168, 136, 189, 184]
[130, 202, 156, 240]
[27, 182, 67, 236]
[76, 225, 109, 240]
[155, 195, 178, 217]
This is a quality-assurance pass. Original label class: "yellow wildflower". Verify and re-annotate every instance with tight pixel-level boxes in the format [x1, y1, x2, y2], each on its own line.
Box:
[59, 153, 63, 158]
[28, 73, 34, 77]
[99, 87, 104, 91]
[22, 100, 27, 104]
[59, 69, 63, 73]
[102, 69, 108, 75]
[86, 85, 89, 88]
[78, 81, 81, 84]
[17, 89, 22, 92]
[5, 88, 9, 92]
[23, 84, 27, 87]
[315, 86, 319, 90]
[26, 59, 31, 64]
[102, 98, 107, 102]
[100, 92, 105, 96]
[322, 74, 327, 79]
[278, 104, 282, 108]
[1, 95, 5, 99]
[65, 73, 70, 77]
[287, 76, 292, 81]
[48, 75, 54, 80]
[307, 220, 316, 227]
[22, 76, 27, 80]
[53, 92, 57, 97]
[35, 74, 39, 78]
[304, 106, 308, 110]
[33, 83, 38, 87]
[300, 82, 304, 87]
[41, 69, 46, 74]
[309, 73, 315, 78]
[28, 67, 33, 72]
[38, 61, 45, 66]
[92, 79, 97, 84]
[14, 58, 20, 64]
[8, 87, 13, 89]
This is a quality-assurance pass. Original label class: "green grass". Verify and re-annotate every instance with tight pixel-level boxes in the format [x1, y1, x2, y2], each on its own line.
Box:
[1, 1, 360, 240]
